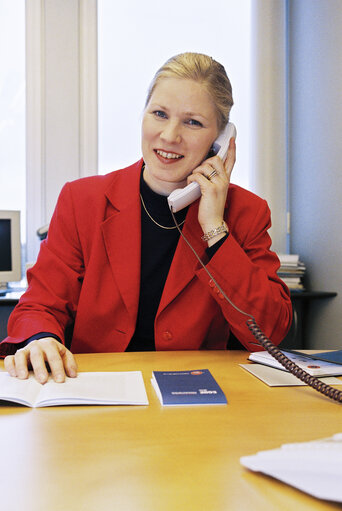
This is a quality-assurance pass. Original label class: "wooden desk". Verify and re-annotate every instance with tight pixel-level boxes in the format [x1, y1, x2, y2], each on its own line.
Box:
[1, 350, 341, 511]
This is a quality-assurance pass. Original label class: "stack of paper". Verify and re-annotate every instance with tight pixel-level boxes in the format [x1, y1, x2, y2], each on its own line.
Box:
[240, 362, 342, 387]
[248, 350, 342, 377]
[277, 253, 306, 290]
[241, 433, 342, 503]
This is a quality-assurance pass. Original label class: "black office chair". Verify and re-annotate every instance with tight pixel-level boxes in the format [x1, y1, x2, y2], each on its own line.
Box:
[37, 224, 49, 241]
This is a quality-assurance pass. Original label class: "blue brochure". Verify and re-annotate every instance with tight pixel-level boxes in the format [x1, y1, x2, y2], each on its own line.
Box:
[151, 369, 227, 406]
[287, 349, 342, 366]
[306, 350, 342, 365]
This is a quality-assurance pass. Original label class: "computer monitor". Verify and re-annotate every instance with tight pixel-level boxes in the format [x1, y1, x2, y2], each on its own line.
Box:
[0, 210, 22, 292]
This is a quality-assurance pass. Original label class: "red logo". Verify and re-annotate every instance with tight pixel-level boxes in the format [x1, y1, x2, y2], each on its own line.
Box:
[191, 371, 204, 375]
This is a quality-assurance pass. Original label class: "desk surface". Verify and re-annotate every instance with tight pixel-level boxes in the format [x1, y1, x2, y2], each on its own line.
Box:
[1, 350, 342, 511]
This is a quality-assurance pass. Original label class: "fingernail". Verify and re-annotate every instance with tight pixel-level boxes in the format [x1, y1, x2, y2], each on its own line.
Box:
[37, 372, 47, 383]
[55, 374, 64, 383]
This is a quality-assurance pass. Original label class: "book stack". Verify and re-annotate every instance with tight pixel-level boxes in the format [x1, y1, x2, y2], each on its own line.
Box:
[277, 254, 306, 291]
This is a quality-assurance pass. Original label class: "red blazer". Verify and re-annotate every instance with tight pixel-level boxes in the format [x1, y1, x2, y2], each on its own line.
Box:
[1, 160, 292, 355]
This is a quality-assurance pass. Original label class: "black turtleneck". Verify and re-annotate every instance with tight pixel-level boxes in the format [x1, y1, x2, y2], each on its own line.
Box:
[126, 173, 187, 351]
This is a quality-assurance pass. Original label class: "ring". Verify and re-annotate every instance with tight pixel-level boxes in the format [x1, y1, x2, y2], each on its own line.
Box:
[207, 170, 217, 181]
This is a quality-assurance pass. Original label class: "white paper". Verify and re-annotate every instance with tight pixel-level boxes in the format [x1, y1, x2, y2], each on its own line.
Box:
[240, 363, 342, 387]
[0, 371, 149, 407]
[241, 433, 342, 503]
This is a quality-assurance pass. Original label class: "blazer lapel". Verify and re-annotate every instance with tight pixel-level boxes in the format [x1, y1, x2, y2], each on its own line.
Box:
[158, 202, 207, 313]
[101, 162, 142, 325]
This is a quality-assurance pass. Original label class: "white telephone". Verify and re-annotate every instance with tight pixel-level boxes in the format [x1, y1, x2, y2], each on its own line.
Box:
[167, 122, 237, 212]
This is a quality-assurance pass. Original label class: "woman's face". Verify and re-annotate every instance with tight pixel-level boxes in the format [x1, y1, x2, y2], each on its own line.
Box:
[142, 77, 219, 195]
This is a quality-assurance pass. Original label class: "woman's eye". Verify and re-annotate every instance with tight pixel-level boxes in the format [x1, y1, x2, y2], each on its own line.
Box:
[153, 110, 167, 119]
[186, 119, 203, 127]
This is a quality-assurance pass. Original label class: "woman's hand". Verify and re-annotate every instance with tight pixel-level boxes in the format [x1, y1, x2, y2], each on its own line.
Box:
[4, 337, 78, 384]
[187, 137, 236, 244]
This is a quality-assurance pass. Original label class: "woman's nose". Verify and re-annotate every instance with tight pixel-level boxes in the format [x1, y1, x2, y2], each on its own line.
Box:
[160, 122, 182, 144]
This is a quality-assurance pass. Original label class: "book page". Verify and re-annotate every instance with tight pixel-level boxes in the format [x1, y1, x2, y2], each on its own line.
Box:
[36, 371, 149, 407]
[0, 373, 42, 407]
[0, 371, 149, 408]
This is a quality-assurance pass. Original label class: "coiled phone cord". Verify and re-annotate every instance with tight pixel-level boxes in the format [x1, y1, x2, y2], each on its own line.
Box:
[246, 317, 342, 403]
[170, 209, 342, 404]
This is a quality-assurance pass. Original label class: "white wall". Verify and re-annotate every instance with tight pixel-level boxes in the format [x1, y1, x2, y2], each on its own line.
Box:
[0, 1, 26, 236]
[26, 0, 97, 262]
[289, 0, 342, 348]
[249, 0, 288, 254]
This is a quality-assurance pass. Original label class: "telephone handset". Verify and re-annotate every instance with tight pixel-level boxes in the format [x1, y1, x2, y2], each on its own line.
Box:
[167, 122, 237, 212]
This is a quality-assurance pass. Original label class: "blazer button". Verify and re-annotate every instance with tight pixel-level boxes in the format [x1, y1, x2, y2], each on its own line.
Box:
[209, 279, 215, 288]
[163, 331, 173, 341]
[215, 288, 224, 299]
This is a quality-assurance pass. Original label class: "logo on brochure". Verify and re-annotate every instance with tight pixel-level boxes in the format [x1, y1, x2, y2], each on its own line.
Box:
[190, 371, 204, 375]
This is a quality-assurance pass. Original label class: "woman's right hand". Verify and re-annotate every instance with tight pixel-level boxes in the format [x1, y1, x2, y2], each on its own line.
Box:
[4, 337, 78, 384]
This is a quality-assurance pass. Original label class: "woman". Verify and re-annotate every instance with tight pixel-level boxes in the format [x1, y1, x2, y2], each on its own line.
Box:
[1, 52, 292, 383]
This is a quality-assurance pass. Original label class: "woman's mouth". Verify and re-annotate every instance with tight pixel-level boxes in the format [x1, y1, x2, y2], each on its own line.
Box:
[154, 149, 184, 163]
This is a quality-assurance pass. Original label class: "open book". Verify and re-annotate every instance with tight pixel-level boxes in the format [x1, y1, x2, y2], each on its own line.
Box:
[0, 371, 149, 407]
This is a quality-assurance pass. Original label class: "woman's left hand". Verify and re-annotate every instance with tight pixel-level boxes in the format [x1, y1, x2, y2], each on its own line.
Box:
[187, 137, 236, 244]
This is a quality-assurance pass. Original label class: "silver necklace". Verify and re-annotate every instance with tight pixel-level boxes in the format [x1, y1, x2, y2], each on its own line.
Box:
[140, 193, 186, 230]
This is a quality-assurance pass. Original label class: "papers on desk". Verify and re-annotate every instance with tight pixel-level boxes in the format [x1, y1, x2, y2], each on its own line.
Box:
[151, 369, 227, 406]
[290, 349, 342, 365]
[248, 350, 342, 377]
[240, 433, 342, 503]
[240, 363, 342, 387]
[0, 371, 149, 407]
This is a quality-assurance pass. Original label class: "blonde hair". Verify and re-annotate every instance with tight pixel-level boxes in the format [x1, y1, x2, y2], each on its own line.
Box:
[145, 52, 233, 132]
